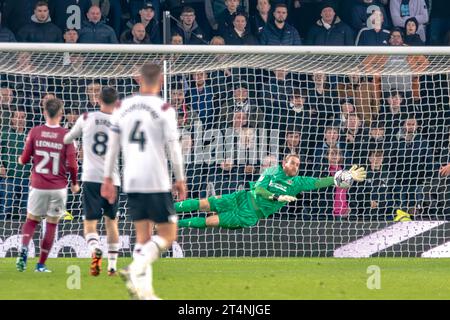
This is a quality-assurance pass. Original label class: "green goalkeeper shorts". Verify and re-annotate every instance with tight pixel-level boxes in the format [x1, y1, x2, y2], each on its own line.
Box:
[209, 190, 261, 229]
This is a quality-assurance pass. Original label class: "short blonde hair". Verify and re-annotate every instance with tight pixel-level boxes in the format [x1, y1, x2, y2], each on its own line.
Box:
[284, 154, 300, 162]
[210, 36, 225, 45]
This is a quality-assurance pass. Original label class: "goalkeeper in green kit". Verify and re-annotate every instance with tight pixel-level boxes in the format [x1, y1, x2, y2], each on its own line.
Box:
[175, 154, 367, 229]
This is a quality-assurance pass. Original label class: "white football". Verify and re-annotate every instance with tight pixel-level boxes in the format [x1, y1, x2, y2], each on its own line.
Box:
[334, 170, 353, 189]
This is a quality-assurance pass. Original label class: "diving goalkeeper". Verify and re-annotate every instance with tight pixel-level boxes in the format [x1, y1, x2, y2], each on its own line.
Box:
[175, 154, 367, 229]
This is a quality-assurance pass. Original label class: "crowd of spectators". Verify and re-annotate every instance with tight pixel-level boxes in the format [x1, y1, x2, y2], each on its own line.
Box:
[0, 73, 449, 221]
[2, 64, 446, 221]
[0, 0, 449, 45]
[0, 0, 449, 222]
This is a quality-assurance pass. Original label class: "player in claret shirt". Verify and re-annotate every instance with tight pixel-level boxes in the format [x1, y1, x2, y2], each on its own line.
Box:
[176, 154, 367, 229]
[16, 98, 79, 273]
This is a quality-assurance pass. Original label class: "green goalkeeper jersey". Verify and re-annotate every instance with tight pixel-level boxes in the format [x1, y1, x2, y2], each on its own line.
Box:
[248, 165, 335, 218]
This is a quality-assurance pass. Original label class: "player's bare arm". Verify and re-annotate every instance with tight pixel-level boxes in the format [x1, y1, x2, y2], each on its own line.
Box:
[439, 163, 450, 176]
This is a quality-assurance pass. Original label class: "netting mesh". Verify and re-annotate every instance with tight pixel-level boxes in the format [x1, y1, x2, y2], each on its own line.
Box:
[0, 48, 449, 258]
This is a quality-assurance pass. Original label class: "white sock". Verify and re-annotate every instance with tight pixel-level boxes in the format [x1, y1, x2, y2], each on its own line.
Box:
[131, 243, 146, 274]
[143, 235, 169, 264]
[133, 243, 143, 259]
[85, 233, 100, 254]
[143, 264, 154, 297]
[131, 236, 169, 274]
[107, 243, 119, 271]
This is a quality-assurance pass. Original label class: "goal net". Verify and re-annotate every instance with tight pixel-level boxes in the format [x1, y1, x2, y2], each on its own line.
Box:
[0, 45, 449, 258]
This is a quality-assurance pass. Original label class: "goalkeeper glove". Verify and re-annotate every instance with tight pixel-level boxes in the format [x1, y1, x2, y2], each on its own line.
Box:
[273, 194, 297, 202]
[348, 165, 367, 182]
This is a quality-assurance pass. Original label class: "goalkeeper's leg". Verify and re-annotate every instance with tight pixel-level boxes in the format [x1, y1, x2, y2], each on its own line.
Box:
[177, 195, 253, 229]
[177, 196, 222, 228]
[177, 194, 254, 229]
[178, 210, 257, 230]
[174, 197, 215, 212]
[178, 215, 220, 228]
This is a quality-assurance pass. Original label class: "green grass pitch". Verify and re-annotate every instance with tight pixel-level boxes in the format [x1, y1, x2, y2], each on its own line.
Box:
[1, 258, 449, 300]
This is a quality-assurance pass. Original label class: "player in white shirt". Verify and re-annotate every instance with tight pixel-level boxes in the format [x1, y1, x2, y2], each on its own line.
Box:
[64, 87, 121, 276]
[102, 63, 187, 300]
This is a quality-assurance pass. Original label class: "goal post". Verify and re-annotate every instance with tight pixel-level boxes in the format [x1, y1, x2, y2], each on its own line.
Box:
[0, 44, 448, 258]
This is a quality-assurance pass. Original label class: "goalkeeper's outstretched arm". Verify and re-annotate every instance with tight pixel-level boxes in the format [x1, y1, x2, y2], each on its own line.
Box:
[332, 165, 367, 187]
[296, 165, 367, 192]
[254, 155, 367, 202]
[254, 186, 297, 202]
[254, 169, 362, 204]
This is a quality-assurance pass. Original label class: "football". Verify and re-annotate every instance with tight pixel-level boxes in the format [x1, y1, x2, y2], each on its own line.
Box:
[334, 170, 353, 189]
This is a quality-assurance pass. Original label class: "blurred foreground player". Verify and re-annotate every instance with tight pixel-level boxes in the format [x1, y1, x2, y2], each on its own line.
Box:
[102, 63, 187, 299]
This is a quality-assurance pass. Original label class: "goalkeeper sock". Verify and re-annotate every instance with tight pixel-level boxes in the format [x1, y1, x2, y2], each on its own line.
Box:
[38, 222, 57, 265]
[175, 199, 200, 212]
[107, 242, 119, 271]
[21, 218, 39, 249]
[178, 217, 207, 229]
[86, 233, 100, 254]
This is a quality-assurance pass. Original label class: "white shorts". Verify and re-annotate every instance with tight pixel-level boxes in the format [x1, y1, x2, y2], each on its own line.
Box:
[27, 187, 67, 218]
